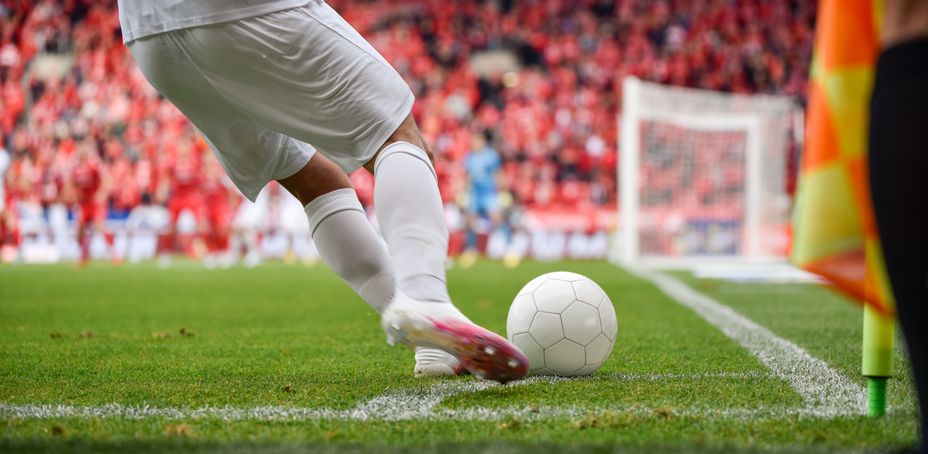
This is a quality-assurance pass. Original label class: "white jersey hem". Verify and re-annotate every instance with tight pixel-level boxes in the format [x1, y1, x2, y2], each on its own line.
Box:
[120, 0, 312, 43]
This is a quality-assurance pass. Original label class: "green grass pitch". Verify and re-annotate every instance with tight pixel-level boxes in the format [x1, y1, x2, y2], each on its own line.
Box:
[0, 260, 919, 452]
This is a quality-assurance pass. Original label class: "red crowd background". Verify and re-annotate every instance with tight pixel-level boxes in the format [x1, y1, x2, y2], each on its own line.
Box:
[0, 0, 815, 260]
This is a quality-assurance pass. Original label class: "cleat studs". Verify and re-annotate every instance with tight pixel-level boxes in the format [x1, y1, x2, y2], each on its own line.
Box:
[484, 346, 496, 355]
[507, 359, 519, 368]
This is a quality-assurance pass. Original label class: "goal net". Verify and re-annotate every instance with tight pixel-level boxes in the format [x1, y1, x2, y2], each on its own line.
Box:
[617, 77, 802, 268]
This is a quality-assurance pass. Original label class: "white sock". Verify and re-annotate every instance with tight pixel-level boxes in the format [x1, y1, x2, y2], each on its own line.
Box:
[373, 141, 451, 303]
[305, 188, 395, 313]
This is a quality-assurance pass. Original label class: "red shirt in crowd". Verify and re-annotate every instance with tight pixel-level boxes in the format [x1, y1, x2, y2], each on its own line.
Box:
[72, 160, 102, 206]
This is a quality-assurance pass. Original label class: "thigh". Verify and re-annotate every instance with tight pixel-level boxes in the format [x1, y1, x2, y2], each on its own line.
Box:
[177, 3, 414, 174]
[128, 34, 315, 202]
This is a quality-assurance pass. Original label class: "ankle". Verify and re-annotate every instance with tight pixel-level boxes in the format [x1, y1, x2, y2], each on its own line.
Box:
[401, 274, 451, 303]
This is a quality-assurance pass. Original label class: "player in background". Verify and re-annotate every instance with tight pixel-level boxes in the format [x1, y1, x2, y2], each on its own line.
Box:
[45, 143, 76, 258]
[228, 188, 267, 268]
[123, 148, 162, 263]
[277, 179, 318, 266]
[155, 139, 205, 264]
[201, 154, 237, 268]
[118, 0, 527, 382]
[264, 181, 315, 265]
[68, 141, 119, 266]
[460, 130, 502, 268]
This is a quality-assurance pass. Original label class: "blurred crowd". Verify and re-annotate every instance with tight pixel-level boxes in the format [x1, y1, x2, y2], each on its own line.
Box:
[0, 0, 815, 262]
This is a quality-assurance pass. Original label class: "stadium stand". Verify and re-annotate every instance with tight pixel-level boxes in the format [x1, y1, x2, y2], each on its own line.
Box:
[0, 0, 815, 262]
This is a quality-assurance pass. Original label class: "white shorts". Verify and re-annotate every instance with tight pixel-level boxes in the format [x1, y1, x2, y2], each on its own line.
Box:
[128, 2, 415, 201]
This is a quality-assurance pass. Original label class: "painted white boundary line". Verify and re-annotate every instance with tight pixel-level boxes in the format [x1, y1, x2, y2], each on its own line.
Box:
[2, 373, 881, 422]
[599, 371, 771, 382]
[0, 378, 550, 422]
[626, 268, 867, 416]
[0, 402, 880, 422]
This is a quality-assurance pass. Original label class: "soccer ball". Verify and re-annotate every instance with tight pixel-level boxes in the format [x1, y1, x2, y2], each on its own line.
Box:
[506, 271, 617, 376]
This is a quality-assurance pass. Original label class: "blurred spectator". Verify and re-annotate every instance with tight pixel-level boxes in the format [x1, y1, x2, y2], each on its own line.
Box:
[67, 138, 118, 264]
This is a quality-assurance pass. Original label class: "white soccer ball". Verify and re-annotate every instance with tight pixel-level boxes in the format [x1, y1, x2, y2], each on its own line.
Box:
[506, 271, 617, 376]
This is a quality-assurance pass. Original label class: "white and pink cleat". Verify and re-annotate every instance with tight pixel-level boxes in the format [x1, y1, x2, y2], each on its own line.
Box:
[413, 347, 463, 377]
[382, 293, 529, 384]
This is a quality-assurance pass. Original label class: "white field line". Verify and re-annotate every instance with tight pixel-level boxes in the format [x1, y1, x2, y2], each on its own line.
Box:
[0, 377, 554, 422]
[0, 402, 889, 422]
[349, 371, 772, 421]
[1, 372, 891, 422]
[626, 268, 867, 416]
[0, 373, 885, 422]
[347, 376, 513, 421]
[597, 371, 771, 381]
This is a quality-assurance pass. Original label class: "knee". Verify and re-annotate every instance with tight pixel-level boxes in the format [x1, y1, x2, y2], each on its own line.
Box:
[385, 115, 434, 164]
[367, 126, 435, 173]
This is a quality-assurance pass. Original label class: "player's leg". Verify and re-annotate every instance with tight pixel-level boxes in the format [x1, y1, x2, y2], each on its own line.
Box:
[292, 3, 526, 381]
[93, 217, 120, 265]
[350, 117, 463, 377]
[201, 216, 217, 268]
[87, 201, 119, 264]
[205, 208, 231, 268]
[140, 7, 527, 382]
[0, 209, 15, 263]
[76, 215, 88, 265]
[278, 188, 312, 265]
[148, 3, 412, 297]
[158, 200, 181, 266]
[277, 153, 395, 312]
[229, 193, 262, 267]
[869, 36, 928, 450]
[127, 32, 396, 314]
[300, 5, 528, 381]
[77, 206, 92, 266]
[242, 223, 262, 268]
[364, 117, 448, 306]
[365, 117, 528, 381]
[190, 198, 209, 260]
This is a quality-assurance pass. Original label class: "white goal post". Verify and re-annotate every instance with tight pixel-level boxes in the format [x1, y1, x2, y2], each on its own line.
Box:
[618, 77, 803, 268]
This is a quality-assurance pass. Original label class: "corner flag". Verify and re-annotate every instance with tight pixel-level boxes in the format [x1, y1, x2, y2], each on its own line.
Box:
[791, 0, 895, 316]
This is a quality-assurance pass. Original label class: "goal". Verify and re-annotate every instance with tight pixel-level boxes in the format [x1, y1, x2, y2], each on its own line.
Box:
[617, 77, 802, 268]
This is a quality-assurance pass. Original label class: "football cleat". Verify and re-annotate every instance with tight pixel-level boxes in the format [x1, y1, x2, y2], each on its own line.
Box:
[382, 293, 529, 384]
[413, 347, 463, 377]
